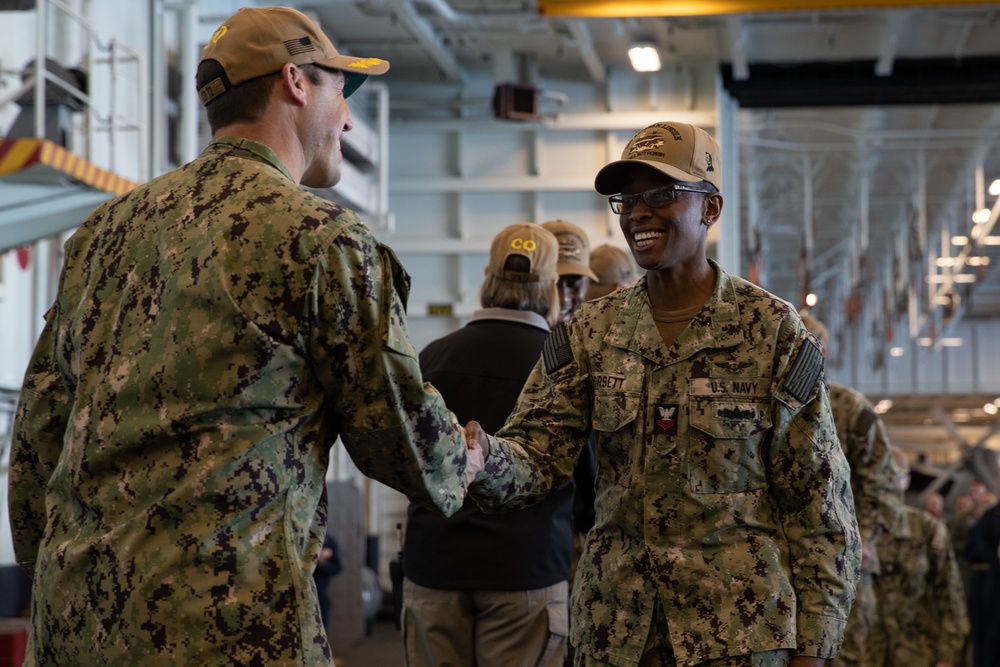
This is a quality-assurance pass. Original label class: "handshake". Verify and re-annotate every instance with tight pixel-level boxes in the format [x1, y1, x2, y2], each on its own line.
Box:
[460, 420, 490, 488]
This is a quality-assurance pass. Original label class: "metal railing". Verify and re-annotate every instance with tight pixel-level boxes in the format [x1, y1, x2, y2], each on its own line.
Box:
[0, 0, 148, 181]
[0, 388, 19, 475]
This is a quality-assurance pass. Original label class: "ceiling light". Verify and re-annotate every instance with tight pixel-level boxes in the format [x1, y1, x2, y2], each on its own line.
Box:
[990, 179, 1000, 196]
[973, 208, 992, 224]
[935, 257, 956, 267]
[983, 236, 1000, 245]
[985, 403, 999, 415]
[628, 44, 661, 72]
[966, 256, 990, 266]
[875, 399, 893, 413]
[890, 347, 904, 357]
[805, 292, 817, 306]
[917, 337, 964, 347]
[952, 235, 969, 245]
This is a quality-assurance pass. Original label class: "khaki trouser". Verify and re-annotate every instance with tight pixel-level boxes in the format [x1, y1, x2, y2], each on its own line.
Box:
[403, 577, 568, 667]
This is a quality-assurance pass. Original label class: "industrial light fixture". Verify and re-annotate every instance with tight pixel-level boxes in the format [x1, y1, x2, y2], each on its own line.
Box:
[628, 43, 661, 72]
[916, 337, 964, 347]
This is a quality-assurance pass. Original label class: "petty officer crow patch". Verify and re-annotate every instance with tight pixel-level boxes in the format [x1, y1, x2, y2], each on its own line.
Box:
[783, 338, 823, 403]
[653, 404, 678, 435]
[543, 323, 573, 374]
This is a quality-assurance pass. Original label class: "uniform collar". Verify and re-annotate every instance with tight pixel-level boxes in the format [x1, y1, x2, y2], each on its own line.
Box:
[203, 136, 295, 182]
[469, 308, 550, 331]
[604, 259, 745, 367]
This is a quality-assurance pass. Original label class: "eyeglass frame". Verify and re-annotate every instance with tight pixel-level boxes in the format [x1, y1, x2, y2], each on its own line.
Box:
[607, 183, 715, 215]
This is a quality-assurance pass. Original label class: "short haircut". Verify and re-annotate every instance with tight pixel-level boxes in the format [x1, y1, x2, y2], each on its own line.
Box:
[480, 255, 559, 326]
[196, 60, 324, 134]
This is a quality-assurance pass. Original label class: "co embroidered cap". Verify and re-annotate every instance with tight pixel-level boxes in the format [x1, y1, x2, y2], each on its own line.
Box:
[488, 223, 559, 283]
[594, 122, 721, 195]
[198, 6, 390, 105]
[590, 244, 637, 286]
[541, 220, 599, 282]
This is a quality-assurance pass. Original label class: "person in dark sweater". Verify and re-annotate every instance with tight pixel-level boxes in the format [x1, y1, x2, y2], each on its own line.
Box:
[402, 222, 572, 667]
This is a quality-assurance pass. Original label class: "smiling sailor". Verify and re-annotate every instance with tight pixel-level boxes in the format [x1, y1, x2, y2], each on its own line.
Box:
[464, 122, 861, 667]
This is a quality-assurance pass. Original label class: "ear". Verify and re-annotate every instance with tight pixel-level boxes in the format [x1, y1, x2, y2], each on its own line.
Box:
[702, 192, 724, 228]
[280, 63, 309, 107]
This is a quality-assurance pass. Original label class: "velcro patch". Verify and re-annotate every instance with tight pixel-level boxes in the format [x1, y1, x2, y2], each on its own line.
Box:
[543, 323, 574, 374]
[653, 403, 678, 435]
[783, 339, 823, 403]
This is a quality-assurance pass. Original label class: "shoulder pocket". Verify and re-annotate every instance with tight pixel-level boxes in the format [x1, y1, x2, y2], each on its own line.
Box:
[376, 244, 417, 358]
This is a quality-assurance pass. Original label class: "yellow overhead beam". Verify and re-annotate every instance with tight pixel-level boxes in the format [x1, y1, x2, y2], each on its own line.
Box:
[538, 1, 1000, 17]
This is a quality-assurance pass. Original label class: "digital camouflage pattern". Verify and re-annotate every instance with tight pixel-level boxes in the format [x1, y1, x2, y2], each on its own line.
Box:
[826, 383, 899, 667]
[8, 137, 468, 666]
[469, 263, 861, 667]
[867, 505, 969, 667]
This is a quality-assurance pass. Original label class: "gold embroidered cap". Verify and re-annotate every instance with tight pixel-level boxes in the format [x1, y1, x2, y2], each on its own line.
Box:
[595, 122, 721, 194]
[488, 223, 559, 283]
[198, 6, 389, 105]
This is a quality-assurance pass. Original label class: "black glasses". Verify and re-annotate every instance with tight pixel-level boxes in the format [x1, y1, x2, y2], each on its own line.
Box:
[608, 184, 712, 214]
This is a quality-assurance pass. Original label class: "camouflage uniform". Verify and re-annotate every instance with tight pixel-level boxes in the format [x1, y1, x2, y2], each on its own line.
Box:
[826, 384, 899, 667]
[8, 137, 468, 666]
[867, 505, 969, 667]
[469, 264, 861, 667]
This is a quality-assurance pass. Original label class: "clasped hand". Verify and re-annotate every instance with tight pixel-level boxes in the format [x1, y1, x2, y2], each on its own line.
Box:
[461, 420, 489, 488]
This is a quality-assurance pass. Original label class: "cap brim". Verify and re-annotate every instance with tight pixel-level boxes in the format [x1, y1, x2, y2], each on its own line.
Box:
[594, 159, 702, 195]
[321, 54, 389, 98]
[558, 260, 599, 282]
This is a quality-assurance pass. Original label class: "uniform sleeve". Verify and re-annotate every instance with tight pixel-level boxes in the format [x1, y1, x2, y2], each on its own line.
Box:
[8, 308, 72, 580]
[468, 321, 590, 511]
[770, 330, 862, 658]
[307, 229, 467, 517]
[843, 401, 898, 546]
[928, 517, 971, 662]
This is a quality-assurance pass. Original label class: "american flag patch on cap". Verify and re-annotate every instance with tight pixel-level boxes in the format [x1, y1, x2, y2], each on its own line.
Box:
[285, 36, 316, 56]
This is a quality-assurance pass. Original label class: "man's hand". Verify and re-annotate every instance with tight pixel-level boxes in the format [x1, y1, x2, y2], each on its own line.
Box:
[464, 421, 490, 459]
[462, 420, 487, 488]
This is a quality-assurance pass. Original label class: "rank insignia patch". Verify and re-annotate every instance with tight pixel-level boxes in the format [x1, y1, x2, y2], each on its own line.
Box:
[653, 403, 678, 435]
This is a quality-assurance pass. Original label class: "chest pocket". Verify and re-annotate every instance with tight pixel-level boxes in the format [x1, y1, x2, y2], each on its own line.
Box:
[592, 390, 641, 433]
[685, 397, 771, 493]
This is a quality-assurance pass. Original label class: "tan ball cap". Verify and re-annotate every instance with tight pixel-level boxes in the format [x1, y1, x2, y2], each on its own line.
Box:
[488, 223, 559, 283]
[595, 122, 721, 195]
[198, 6, 389, 105]
[540, 220, 599, 282]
